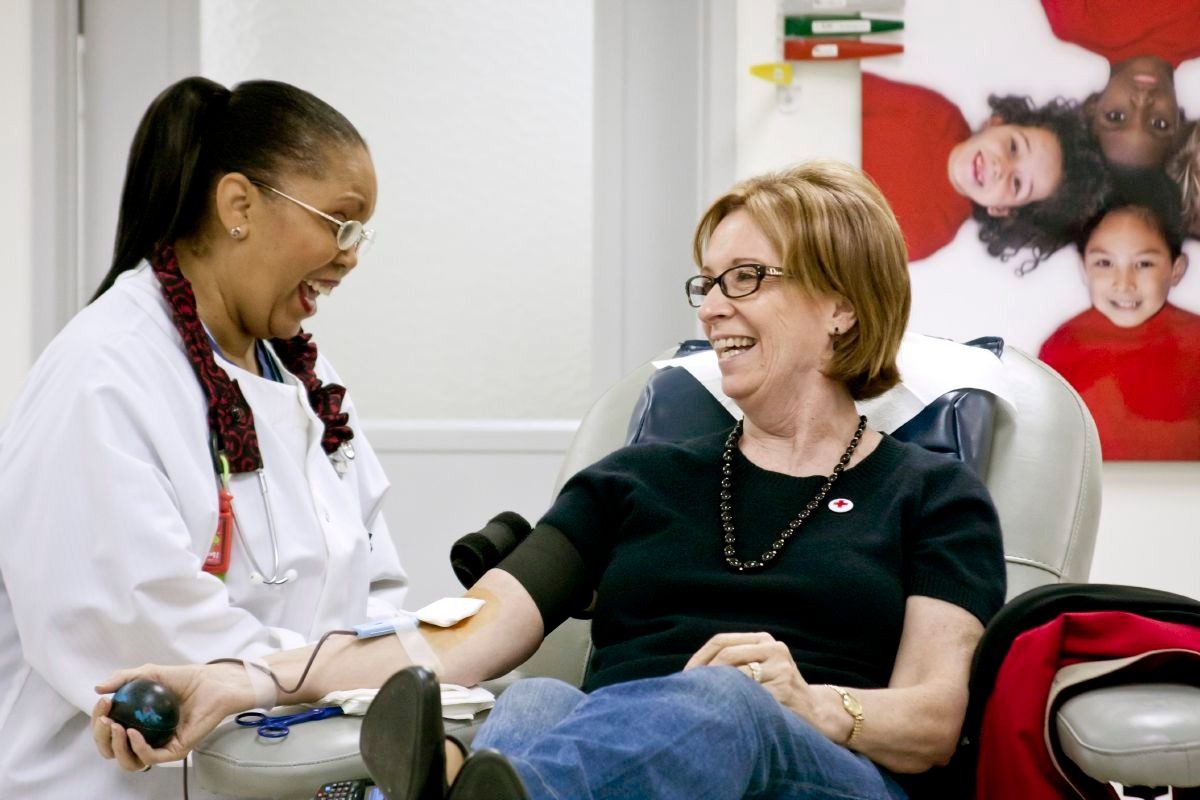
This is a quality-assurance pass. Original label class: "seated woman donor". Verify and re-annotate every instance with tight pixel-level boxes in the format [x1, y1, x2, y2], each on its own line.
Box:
[0, 76, 408, 798]
[1039, 181, 1200, 460]
[94, 161, 1007, 800]
[862, 72, 1108, 271]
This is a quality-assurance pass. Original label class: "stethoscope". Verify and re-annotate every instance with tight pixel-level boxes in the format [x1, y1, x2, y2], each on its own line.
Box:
[225, 440, 355, 584]
[214, 446, 296, 586]
[238, 469, 297, 586]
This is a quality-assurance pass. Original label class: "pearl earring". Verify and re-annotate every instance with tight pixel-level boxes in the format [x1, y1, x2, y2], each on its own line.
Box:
[230, 226, 243, 240]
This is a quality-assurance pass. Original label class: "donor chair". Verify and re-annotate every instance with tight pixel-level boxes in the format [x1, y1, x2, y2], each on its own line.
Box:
[194, 335, 1200, 799]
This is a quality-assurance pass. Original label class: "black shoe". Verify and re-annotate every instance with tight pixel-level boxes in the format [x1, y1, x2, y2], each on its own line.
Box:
[360, 667, 447, 800]
[446, 749, 530, 800]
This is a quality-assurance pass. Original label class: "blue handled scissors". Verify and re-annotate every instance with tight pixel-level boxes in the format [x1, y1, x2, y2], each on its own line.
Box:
[235, 706, 345, 739]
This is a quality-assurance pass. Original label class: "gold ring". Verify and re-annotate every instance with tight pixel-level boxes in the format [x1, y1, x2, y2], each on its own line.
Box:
[748, 661, 763, 683]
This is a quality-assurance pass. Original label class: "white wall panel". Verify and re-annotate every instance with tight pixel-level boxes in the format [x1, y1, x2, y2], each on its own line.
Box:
[591, 1, 731, 391]
[79, 0, 200, 305]
[0, 0, 34, 416]
[199, 0, 594, 420]
[1090, 464, 1200, 600]
[735, 0, 860, 177]
[368, 421, 574, 608]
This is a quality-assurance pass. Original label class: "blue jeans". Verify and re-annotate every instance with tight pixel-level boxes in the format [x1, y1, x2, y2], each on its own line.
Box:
[472, 666, 909, 800]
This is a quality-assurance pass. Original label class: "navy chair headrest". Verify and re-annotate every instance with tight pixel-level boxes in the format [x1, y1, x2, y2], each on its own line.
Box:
[625, 337, 1004, 477]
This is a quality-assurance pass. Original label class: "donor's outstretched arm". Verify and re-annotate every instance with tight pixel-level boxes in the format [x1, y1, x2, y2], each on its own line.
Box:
[93, 568, 543, 770]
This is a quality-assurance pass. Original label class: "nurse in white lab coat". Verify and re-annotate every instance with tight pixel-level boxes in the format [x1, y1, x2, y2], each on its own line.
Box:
[0, 76, 408, 798]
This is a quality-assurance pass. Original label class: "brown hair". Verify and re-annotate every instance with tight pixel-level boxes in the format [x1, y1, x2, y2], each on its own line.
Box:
[692, 160, 910, 400]
[1167, 120, 1200, 236]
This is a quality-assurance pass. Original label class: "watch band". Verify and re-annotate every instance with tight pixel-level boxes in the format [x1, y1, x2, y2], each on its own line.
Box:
[827, 685, 864, 746]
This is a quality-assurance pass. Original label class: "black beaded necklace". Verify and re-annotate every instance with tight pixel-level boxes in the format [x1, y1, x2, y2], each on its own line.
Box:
[720, 414, 868, 573]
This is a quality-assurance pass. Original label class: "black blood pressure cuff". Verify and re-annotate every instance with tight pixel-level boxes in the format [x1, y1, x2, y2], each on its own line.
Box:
[495, 524, 594, 633]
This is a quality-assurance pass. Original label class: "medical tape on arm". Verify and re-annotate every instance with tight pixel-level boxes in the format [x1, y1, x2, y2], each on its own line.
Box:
[243, 657, 279, 710]
[392, 615, 443, 674]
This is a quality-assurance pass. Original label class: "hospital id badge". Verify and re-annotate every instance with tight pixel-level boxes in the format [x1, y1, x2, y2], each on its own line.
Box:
[204, 487, 234, 576]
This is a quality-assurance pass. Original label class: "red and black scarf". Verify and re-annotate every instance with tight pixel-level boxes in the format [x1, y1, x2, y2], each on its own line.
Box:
[150, 246, 353, 473]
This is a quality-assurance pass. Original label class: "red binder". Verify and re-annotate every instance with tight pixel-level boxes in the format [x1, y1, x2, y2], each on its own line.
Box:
[783, 39, 903, 60]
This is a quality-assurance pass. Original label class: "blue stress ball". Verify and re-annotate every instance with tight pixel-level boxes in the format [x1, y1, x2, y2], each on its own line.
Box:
[109, 679, 180, 749]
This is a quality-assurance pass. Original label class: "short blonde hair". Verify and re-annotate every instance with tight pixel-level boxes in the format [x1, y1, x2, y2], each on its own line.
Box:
[692, 160, 911, 400]
[1167, 120, 1200, 235]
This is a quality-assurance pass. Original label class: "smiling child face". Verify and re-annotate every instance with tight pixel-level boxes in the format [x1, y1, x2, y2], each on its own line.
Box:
[1091, 55, 1182, 168]
[947, 123, 1064, 216]
[1081, 207, 1188, 328]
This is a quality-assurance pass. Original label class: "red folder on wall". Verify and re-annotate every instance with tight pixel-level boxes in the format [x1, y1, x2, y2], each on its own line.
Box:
[783, 39, 904, 60]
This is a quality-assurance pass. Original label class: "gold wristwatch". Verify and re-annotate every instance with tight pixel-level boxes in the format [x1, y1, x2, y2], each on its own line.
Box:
[827, 685, 864, 746]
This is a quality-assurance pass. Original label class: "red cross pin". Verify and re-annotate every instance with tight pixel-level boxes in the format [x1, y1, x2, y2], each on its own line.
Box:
[828, 498, 854, 513]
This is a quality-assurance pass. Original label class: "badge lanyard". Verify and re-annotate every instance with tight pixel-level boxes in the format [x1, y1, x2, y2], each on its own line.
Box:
[203, 452, 235, 577]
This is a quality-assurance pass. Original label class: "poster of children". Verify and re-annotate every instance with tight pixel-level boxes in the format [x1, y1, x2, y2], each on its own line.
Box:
[858, 0, 1200, 460]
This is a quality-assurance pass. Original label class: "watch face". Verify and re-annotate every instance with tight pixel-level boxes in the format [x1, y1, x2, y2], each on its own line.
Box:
[843, 694, 863, 716]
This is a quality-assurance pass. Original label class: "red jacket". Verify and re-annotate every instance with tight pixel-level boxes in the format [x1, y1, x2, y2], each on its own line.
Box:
[862, 73, 972, 263]
[976, 611, 1200, 799]
[1041, 0, 1200, 69]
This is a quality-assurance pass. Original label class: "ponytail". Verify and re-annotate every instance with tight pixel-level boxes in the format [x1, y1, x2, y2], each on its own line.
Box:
[92, 76, 366, 301]
[94, 77, 230, 300]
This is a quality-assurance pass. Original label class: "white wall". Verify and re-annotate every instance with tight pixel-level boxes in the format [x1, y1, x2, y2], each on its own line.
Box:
[734, 1, 1199, 601]
[735, 0, 860, 175]
[368, 421, 576, 608]
[79, 0, 199, 313]
[0, 0, 34, 415]
[1091, 463, 1200, 599]
[198, 0, 595, 421]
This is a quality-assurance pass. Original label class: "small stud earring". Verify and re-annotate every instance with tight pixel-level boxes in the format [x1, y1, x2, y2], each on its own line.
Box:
[230, 226, 243, 240]
[832, 326, 840, 336]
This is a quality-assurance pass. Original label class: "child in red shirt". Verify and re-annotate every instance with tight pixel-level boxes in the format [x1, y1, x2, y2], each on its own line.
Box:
[1040, 0, 1194, 168]
[1084, 55, 1185, 169]
[1039, 195, 1200, 459]
[1041, 0, 1200, 70]
[862, 74, 1109, 269]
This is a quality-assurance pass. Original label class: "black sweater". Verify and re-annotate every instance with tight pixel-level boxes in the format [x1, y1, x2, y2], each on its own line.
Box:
[505, 429, 1006, 693]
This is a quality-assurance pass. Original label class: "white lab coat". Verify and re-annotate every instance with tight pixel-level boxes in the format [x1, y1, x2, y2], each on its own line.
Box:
[0, 264, 409, 799]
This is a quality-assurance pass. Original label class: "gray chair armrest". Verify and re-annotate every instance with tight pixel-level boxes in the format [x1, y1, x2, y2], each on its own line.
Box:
[1055, 683, 1200, 788]
[194, 676, 522, 799]
[194, 713, 367, 800]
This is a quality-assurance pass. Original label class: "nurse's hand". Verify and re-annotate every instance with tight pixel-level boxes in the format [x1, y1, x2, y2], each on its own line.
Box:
[92, 662, 254, 769]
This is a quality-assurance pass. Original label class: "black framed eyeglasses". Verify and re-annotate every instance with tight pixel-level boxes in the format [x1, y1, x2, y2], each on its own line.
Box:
[685, 264, 784, 308]
[253, 182, 375, 254]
